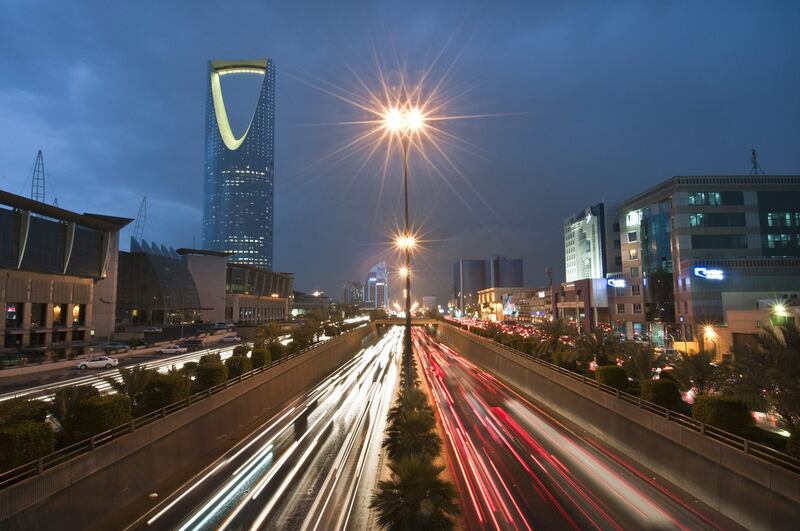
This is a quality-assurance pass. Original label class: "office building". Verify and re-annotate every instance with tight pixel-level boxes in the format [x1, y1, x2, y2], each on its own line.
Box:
[292, 291, 333, 316]
[116, 239, 203, 327]
[611, 175, 800, 350]
[203, 59, 276, 269]
[422, 295, 437, 312]
[177, 248, 230, 324]
[0, 190, 129, 359]
[477, 287, 530, 322]
[343, 281, 365, 305]
[365, 261, 388, 309]
[564, 203, 621, 282]
[225, 264, 292, 324]
[453, 256, 523, 312]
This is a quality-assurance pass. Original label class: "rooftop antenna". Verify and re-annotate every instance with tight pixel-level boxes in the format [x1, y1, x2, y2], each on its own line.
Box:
[30, 150, 46, 203]
[132, 196, 147, 240]
[750, 148, 765, 175]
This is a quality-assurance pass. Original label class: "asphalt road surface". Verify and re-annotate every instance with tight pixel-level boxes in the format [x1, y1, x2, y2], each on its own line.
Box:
[414, 329, 743, 531]
[126, 326, 402, 531]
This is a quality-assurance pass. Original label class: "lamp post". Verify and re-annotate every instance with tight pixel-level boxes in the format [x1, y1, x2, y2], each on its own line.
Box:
[384, 105, 424, 389]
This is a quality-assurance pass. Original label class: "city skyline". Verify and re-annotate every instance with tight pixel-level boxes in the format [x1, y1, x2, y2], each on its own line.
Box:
[1, 1, 799, 303]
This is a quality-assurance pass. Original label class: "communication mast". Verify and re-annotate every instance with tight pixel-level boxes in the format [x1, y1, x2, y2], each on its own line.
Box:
[750, 148, 765, 175]
[30, 150, 46, 203]
[132, 196, 147, 240]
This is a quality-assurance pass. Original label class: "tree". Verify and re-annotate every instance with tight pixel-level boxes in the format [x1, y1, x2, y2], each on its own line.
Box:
[232, 345, 250, 357]
[621, 343, 657, 382]
[140, 370, 190, 413]
[574, 327, 620, 365]
[383, 410, 441, 461]
[671, 350, 717, 396]
[194, 361, 228, 391]
[225, 355, 252, 377]
[103, 366, 154, 416]
[532, 319, 574, 360]
[370, 455, 459, 531]
[263, 321, 282, 343]
[51, 385, 100, 442]
[251, 348, 271, 369]
[596, 365, 628, 391]
[721, 325, 800, 454]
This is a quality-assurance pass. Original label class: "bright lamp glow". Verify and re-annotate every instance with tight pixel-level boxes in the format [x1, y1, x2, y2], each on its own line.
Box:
[383, 106, 425, 134]
[704, 325, 716, 338]
[773, 303, 789, 317]
[395, 234, 416, 250]
[398, 266, 409, 278]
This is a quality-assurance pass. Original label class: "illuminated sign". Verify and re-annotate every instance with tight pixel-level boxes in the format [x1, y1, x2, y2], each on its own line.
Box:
[607, 278, 627, 288]
[537, 290, 546, 298]
[694, 267, 725, 280]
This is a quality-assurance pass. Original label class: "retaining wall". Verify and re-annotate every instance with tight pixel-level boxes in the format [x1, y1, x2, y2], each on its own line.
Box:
[435, 322, 800, 530]
[0, 324, 378, 530]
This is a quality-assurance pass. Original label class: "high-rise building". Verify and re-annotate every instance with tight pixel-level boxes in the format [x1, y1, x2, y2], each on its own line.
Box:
[453, 256, 524, 312]
[611, 175, 800, 350]
[564, 203, 621, 282]
[203, 59, 276, 269]
[365, 261, 389, 309]
[343, 281, 365, 305]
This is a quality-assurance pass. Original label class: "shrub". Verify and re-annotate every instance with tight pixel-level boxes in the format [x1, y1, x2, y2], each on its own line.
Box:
[194, 361, 228, 390]
[225, 355, 252, 377]
[692, 396, 753, 435]
[232, 345, 250, 357]
[0, 421, 55, 471]
[182, 361, 198, 375]
[0, 398, 49, 424]
[72, 394, 132, 438]
[596, 365, 628, 391]
[268, 342, 286, 360]
[199, 353, 221, 364]
[141, 371, 190, 413]
[251, 348, 270, 369]
[641, 379, 683, 409]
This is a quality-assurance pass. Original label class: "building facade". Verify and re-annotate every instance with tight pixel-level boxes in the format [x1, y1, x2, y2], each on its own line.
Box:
[225, 264, 292, 324]
[203, 59, 276, 269]
[477, 287, 530, 322]
[564, 203, 621, 282]
[0, 191, 129, 359]
[611, 175, 800, 350]
[178, 248, 230, 324]
[365, 261, 388, 309]
[453, 256, 524, 312]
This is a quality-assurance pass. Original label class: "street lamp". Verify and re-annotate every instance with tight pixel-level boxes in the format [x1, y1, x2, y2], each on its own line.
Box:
[384, 105, 426, 389]
[704, 325, 718, 358]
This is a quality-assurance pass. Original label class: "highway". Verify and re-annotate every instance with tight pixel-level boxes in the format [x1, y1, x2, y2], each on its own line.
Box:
[414, 330, 743, 531]
[0, 342, 242, 403]
[127, 326, 402, 531]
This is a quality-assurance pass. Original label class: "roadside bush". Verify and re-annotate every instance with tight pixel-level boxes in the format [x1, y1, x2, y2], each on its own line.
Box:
[199, 353, 221, 364]
[0, 421, 55, 471]
[194, 361, 228, 390]
[268, 342, 286, 360]
[251, 348, 270, 369]
[225, 355, 252, 378]
[140, 371, 190, 413]
[596, 365, 628, 391]
[514, 341, 534, 355]
[72, 394, 132, 438]
[0, 398, 48, 424]
[232, 345, 250, 357]
[641, 379, 683, 410]
[692, 396, 753, 435]
[50, 385, 100, 442]
[181, 361, 198, 375]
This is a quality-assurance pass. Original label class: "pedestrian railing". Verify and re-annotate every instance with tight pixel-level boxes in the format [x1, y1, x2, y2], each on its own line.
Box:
[0, 324, 368, 490]
[443, 323, 800, 476]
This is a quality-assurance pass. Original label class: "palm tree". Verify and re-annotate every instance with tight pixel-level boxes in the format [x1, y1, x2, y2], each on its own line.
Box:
[671, 349, 717, 396]
[383, 410, 441, 461]
[387, 388, 432, 425]
[103, 366, 153, 415]
[621, 343, 657, 381]
[532, 319, 574, 359]
[370, 455, 459, 530]
[574, 327, 620, 365]
[50, 385, 99, 441]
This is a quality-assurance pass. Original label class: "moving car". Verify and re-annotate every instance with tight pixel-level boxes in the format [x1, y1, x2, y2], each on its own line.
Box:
[220, 335, 241, 343]
[143, 327, 163, 334]
[103, 342, 131, 352]
[156, 345, 188, 355]
[76, 356, 119, 370]
[177, 339, 205, 351]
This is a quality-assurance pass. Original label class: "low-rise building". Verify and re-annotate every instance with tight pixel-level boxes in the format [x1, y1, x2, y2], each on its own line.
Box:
[292, 290, 332, 316]
[553, 279, 610, 333]
[0, 190, 130, 359]
[225, 264, 293, 324]
[477, 287, 530, 322]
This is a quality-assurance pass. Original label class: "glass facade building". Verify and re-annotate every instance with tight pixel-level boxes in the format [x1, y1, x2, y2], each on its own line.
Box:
[203, 59, 275, 269]
[453, 256, 524, 312]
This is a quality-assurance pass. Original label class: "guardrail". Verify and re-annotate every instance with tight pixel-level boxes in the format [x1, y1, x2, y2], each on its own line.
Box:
[0, 324, 369, 490]
[443, 322, 800, 475]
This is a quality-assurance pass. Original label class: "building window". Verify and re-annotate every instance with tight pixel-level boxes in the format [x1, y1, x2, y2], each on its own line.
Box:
[627, 231, 638, 243]
[613, 222, 620, 232]
[767, 234, 794, 248]
[72, 304, 86, 326]
[691, 234, 748, 249]
[628, 249, 638, 260]
[691, 212, 746, 227]
[53, 304, 67, 326]
[616, 303, 625, 314]
[5, 304, 23, 328]
[631, 284, 640, 295]
[689, 213, 704, 227]
[630, 266, 639, 278]
[767, 212, 798, 227]
[633, 303, 642, 314]
[615, 256, 622, 267]
[30, 303, 47, 328]
[688, 191, 744, 206]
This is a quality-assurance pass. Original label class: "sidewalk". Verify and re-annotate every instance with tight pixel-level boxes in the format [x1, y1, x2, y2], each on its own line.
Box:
[0, 331, 229, 379]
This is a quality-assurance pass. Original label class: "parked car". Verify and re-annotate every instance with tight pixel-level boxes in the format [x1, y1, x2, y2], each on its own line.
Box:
[143, 327, 163, 333]
[213, 321, 234, 330]
[103, 342, 131, 352]
[76, 356, 119, 370]
[156, 345, 188, 355]
[220, 335, 241, 343]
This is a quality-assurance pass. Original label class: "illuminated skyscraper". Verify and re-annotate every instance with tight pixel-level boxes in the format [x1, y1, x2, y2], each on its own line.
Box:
[365, 261, 389, 309]
[203, 59, 275, 269]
